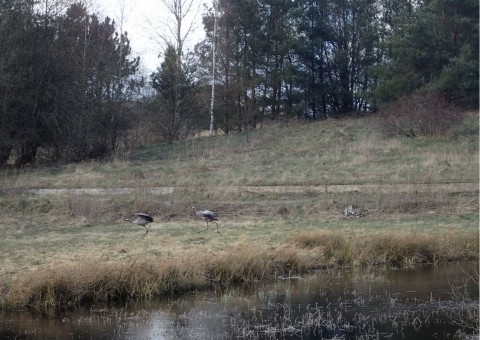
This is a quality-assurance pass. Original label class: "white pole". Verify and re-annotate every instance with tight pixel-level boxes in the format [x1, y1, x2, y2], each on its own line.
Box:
[209, 0, 218, 135]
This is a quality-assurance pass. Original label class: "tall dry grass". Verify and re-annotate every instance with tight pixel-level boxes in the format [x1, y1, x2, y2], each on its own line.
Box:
[2, 230, 477, 315]
[290, 229, 478, 267]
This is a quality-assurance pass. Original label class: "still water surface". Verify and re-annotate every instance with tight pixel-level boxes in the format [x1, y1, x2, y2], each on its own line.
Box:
[1, 262, 478, 339]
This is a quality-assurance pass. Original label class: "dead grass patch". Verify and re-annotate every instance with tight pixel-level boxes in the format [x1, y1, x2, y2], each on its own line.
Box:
[290, 230, 478, 267]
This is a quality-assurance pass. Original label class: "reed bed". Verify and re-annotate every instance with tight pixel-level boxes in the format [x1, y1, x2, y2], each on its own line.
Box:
[228, 285, 479, 339]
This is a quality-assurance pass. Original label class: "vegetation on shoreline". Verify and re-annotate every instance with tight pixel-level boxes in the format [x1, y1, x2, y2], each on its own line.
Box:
[1, 230, 477, 315]
[0, 114, 478, 314]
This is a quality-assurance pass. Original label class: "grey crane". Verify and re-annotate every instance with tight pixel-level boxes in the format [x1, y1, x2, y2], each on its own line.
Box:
[125, 213, 154, 235]
[192, 207, 219, 232]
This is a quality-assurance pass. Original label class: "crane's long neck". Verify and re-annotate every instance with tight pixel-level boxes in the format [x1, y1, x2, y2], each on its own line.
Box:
[125, 218, 133, 224]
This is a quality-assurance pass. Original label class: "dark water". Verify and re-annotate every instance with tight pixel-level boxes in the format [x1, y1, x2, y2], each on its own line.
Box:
[1, 262, 478, 339]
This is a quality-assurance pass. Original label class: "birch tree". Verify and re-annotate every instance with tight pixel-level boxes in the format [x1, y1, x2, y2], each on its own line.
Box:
[209, 0, 218, 135]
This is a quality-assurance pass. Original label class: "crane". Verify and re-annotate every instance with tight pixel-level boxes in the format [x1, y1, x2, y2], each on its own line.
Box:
[192, 207, 219, 232]
[125, 213, 154, 235]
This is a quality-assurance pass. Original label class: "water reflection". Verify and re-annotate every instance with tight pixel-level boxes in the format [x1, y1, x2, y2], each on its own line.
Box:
[1, 262, 478, 339]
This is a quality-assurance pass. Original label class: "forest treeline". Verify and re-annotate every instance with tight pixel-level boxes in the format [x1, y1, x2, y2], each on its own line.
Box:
[0, 0, 478, 167]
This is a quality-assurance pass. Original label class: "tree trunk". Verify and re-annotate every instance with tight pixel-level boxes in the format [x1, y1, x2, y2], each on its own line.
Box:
[209, 1, 218, 135]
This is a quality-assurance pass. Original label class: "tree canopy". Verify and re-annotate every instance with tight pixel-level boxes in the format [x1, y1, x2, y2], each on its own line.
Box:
[196, 0, 477, 133]
[0, 0, 139, 167]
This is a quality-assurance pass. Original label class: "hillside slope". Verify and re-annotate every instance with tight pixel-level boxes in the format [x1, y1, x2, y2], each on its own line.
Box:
[1, 114, 478, 191]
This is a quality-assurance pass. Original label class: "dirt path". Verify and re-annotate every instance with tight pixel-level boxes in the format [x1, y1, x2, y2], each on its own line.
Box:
[2, 182, 477, 196]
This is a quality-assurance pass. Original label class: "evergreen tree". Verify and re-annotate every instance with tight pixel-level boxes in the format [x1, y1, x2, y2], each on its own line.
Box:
[293, 0, 332, 118]
[326, 0, 381, 115]
[151, 44, 199, 141]
[0, 2, 140, 166]
[374, 0, 478, 106]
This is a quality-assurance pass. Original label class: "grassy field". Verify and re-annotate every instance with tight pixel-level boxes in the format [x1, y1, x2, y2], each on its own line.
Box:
[0, 113, 478, 313]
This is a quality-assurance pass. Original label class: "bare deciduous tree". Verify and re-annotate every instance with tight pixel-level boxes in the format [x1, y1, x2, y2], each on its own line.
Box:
[146, 0, 200, 57]
[146, 0, 201, 141]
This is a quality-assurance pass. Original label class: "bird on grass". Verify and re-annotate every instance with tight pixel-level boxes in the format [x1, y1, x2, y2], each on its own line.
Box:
[192, 207, 219, 233]
[125, 213, 154, 235]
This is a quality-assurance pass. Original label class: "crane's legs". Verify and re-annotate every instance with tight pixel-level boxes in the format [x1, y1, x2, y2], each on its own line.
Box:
[196, 221, 219, 233]
[208, 221, 219, 233]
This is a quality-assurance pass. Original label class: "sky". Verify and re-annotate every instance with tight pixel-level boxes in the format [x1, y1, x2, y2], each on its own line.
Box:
[94, 0, 209, 74]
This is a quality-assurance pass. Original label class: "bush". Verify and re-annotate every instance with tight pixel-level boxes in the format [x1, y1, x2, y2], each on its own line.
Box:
[378, 92, 461, 137]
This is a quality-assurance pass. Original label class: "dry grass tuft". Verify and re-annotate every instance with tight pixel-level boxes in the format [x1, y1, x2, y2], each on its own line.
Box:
[290, 230, 345, 249]
[4, 258, 210, 315]
[366, 233, 436, 266]
[290, 230, 478, 267]
[205, 244, 270, 285]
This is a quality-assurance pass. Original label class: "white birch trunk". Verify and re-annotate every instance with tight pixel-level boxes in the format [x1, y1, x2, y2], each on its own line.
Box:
[209, 1, 218, 135]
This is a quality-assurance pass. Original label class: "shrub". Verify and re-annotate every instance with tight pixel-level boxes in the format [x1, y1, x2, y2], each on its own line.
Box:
[378, 92, 461, 137]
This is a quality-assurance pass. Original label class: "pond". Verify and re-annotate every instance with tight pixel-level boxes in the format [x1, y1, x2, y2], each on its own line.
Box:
[1, 262, 478, 339]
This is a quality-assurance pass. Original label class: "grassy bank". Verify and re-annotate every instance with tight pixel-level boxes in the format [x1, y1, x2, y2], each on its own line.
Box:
[0, 114, 478, 190]
[0, 113, 478, 313]
[2, 229, 477, 314]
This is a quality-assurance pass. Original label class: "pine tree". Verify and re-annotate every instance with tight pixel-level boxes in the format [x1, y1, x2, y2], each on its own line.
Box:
[151, 44, 199, 141]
